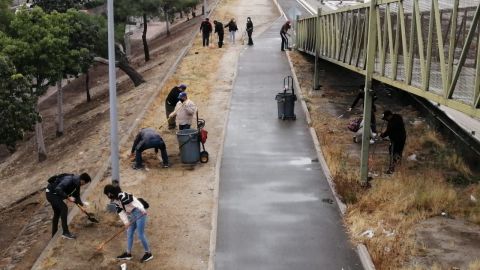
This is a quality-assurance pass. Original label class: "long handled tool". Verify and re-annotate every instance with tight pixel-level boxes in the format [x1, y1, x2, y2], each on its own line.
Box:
[77, 204, 99, 223]
[96, 212, 146, 251]
[158, 102, 185, 130]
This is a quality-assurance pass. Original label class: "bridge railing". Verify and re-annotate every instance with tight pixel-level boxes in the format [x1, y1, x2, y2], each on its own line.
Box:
[296, 0, 480, 118]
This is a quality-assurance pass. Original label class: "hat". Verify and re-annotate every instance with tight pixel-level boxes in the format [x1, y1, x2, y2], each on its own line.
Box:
[178, 84, 187, 90]
[178, 92, 187, 99]
[382, 110, 392, 120]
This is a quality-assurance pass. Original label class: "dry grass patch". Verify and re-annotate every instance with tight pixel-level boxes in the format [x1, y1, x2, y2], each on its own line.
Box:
[289, 51, 480, 269]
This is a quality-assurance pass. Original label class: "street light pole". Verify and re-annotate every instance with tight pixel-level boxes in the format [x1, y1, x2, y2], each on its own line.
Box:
[107, 0, 120, 185]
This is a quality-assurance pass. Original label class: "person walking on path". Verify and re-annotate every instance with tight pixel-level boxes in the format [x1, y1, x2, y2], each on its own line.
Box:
[169, 92, 197, 130]
[130, 128, 169, 170]
[200, 18, 213, 47]
[225, 18, 238, 44]
[46, 173, 92, 239]
[165, 84, 187, 129]
[379, 110, 406, 174]
[214, 20, 224, 48]
[280, 21, 291, 51]
[103, 184, 153, 263]
[246, 17, 254, 45]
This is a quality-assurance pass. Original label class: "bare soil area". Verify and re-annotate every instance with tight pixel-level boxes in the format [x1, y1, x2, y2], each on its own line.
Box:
[0, 6, 206, 270]
[0, 0, 279, 270]
[289, 52, 480, 269]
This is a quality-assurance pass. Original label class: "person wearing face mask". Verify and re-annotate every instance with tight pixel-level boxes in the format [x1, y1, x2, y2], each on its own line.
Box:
[246, 17, 254, 45]
[169, 92, 197, 130]
[103, 184, 153, 263]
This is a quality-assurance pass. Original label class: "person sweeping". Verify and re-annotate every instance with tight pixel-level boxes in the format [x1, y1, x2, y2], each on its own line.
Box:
[103, 184, 153, 263]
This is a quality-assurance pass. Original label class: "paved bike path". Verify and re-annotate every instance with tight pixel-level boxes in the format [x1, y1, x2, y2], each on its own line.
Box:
[215, 18, 363, 270]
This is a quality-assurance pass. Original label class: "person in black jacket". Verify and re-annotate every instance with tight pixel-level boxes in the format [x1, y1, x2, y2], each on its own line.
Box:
[45, 173, 91, 239]
[200, 18, 212, 47]
[280, 21, 291, 51]
[130, 128, 169, 170]
[380, 110, 406, 174]
[165, 84, 187, 129]
[348, 85, 378, 134]
[246, 17, 254, 45]
[225, 18, 238, 44]
[213, 20, 224, 48]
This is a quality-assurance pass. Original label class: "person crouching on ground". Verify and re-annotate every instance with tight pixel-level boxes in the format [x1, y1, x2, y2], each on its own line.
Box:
[379, 110, 406, 174]
[103, 184, 153, 263]
[169, 92, 197, 130]
[46, 173, 91, 239]
[130, 127, 169, 170]
[165, 84, 187, 129]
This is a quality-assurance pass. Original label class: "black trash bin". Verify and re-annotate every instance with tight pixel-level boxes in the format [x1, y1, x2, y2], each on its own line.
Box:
[275, 76, 297, 120]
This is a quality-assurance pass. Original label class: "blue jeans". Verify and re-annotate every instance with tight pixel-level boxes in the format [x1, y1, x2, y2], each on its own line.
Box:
[135, 139, 169, 167]
[127, 208, 150, 253]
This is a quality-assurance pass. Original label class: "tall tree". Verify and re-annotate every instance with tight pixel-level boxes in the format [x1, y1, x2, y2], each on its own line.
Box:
[2, 8, 71, 161]
[0, 54, 38, 152]
[32, 0, 80, 13]
[0, 0, 13, 31]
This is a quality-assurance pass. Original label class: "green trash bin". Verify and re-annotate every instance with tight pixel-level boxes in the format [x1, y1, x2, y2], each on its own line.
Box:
[176, 129, 200, 164]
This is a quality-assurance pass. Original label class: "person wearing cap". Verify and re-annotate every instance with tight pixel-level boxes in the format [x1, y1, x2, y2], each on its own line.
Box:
[169, 92, 197, 130]
[130, 128, 169, 170]
[280, 21, 291, 51]
[213, 20, 224, 48]
[165, 84, 187, 129]
[380, 110, 406, 174]
[246, 17, 254, 46]
[200, 18, 213, 47]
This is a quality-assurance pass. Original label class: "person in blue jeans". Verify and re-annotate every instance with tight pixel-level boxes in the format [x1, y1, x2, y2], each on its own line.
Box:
[104, 184, 153, 263]
[130, 127, 169, 170]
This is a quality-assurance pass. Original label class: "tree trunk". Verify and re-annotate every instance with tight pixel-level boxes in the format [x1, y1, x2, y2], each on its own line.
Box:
[56, 80, 64, 137]
[165, 10, 170, 36]
[35, 102, 47, 162]
[86, 70, 91, 102]
[118, 60, 145, 86]
[93, 57, 146, 87]
[142, 13, 150, 62]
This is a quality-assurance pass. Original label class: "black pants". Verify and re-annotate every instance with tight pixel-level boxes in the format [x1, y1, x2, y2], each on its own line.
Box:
[165, 102, 176, 129]
[46, 192, 69, 237]
[136, 139, 169, 166]
[218, 33, 224, 48]
[388, 139, 405, 171]
[280, 33, 288, 50]
[247, 31, 253, 45]
[202, 33, 210, 47]
[371, 112, 377, 133]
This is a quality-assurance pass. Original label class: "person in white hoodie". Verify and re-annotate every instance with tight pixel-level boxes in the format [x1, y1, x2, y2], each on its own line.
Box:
[103, 184, 153, 263]
[169, 92, 197, 130]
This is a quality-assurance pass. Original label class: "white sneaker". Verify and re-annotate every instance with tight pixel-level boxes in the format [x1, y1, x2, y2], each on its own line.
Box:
[369, 139, 375, 144]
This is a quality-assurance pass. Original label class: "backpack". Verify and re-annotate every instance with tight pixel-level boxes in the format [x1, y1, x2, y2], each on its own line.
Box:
[47, 173, 74, 184]
[138, 198, 149, 209]
[347, 118, 362, 132]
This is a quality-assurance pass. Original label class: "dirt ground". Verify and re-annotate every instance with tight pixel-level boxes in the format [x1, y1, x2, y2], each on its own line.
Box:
[0, 0, 279, 270]
[0, 5, 206, 270]
[289, 52, 480, 269]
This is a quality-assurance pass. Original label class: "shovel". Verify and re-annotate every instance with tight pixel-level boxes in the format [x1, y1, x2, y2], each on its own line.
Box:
[77, 204, 99, 223]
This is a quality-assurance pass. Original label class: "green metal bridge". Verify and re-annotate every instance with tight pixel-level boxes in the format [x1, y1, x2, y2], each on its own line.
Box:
[295, 0, 480, 181]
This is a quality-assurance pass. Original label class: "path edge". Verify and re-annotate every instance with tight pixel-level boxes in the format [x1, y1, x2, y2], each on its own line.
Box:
[273, 0, 376, 269]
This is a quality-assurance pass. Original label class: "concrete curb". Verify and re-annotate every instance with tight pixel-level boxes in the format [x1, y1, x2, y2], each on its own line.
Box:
[30, 13, 205, 270]
[276, 2, 376, 269]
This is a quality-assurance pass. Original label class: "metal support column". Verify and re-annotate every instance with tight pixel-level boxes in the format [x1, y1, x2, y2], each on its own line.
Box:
[360, 0, 377, 184]
[107, 0, 120, 184]
[314, 8, 322, 90]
